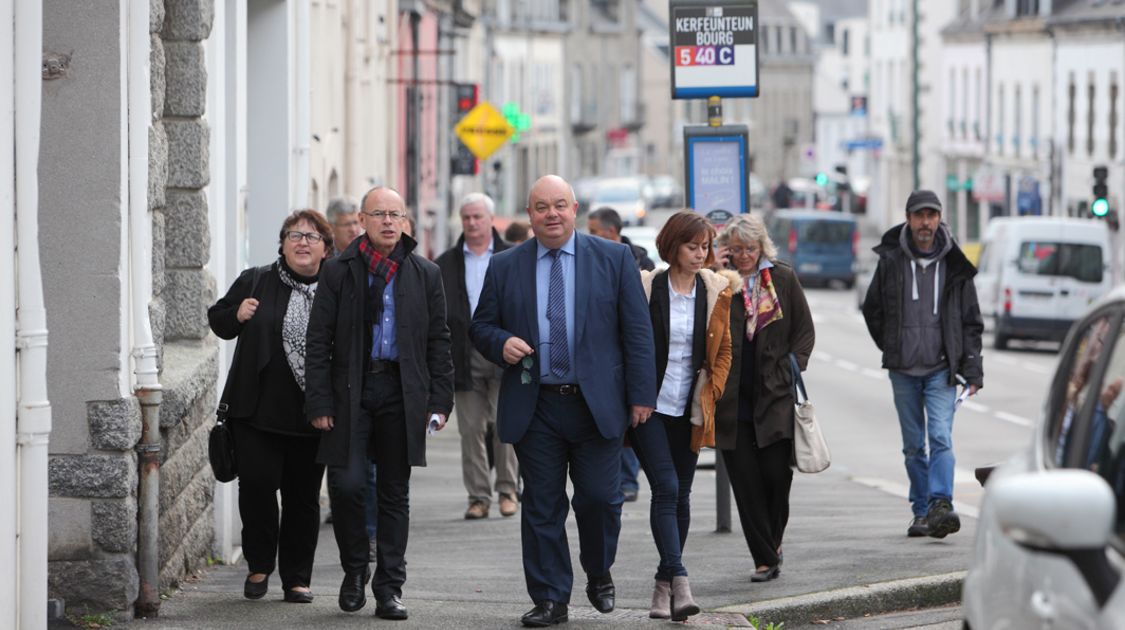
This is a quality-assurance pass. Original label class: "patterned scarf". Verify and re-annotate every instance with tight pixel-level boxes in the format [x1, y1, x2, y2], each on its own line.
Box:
[277, 260, 318, 391]
[742, 267, 783, 341]
[358, 236, 406, 325]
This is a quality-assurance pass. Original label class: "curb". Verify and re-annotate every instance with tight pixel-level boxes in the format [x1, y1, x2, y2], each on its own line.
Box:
[714, 571, 966, 626]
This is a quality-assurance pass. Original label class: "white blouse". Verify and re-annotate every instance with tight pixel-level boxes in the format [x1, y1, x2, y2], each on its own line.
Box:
[655, 276, 696, 417]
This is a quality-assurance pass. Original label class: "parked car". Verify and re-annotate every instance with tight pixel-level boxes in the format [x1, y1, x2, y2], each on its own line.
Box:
[647, 174, 684, 209]
[766, 210, 858, 287]
[963, 288, 1125, 629]
[975, 217, 1111, 350]
[620, 225, 666, 271]
[588, 176, 650, 226]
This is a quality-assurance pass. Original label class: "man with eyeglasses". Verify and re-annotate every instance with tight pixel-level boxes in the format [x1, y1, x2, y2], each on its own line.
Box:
[436, 193, 520, 521]
[306, 186, 454, 620]
[326, 196, 365, 255]
[471, 175, 656, 627]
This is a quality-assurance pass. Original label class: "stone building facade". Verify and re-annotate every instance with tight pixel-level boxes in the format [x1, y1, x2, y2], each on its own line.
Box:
[43, 0, 218, 616]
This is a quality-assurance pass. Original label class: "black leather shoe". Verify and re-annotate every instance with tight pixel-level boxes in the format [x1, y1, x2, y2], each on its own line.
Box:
[926, 499, 961, 539]
[243, 574, 268, 600]
[521, 600, 568, 627]
[375, 594, 408, 620]
[283, 588, 314, 604]
[585, 573, 615, 613]
[751, 565, 780, 582]
[338, 569, 369, 612]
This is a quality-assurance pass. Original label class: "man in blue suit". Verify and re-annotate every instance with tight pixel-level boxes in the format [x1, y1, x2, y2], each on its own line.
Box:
[471, 175, 657, 627]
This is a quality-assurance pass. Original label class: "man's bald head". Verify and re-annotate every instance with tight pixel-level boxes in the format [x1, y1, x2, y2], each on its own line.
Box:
[526, 174, 578, 250]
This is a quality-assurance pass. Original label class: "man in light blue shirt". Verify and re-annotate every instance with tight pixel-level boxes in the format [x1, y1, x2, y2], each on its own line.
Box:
[535, 233, 576, 384]
[436, 193, 519, 520]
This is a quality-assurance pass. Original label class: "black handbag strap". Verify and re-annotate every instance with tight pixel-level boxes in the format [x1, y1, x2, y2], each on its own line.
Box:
[217, 264, 271, 414]
[789, 353, 809, 404]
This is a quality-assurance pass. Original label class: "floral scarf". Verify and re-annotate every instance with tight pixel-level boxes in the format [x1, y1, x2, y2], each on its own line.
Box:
[742, 267, 783, 341]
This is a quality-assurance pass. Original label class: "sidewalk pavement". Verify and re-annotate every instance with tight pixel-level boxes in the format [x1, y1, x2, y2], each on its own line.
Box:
[108, 425, 973, 629]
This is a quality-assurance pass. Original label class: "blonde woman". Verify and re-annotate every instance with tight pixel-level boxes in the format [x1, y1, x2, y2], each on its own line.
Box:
[715, 214, 815, 583]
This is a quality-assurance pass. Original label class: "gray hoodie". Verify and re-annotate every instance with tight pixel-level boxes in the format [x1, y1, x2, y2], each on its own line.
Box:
[897, 223, 953, 376]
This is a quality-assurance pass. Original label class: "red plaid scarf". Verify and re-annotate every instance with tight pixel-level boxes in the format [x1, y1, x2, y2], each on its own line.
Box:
[358, 236, 400, 283]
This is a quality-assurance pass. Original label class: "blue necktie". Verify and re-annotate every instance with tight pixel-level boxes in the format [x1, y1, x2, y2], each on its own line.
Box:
[547, 249, 570, 378]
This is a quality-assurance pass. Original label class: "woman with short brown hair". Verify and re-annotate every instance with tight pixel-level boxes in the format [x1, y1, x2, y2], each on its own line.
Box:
[209, 209, 333, 603]
[634, 210, 737, 620]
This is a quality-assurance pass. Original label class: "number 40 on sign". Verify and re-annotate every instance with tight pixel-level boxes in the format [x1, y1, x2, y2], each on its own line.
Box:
[675, 45, 735, 67]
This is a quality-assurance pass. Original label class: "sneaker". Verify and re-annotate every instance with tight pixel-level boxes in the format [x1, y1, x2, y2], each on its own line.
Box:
[907, 516, 929, 537]
[464, 501, 489, 520]
[926, 499, 961, 539]
[623, 487, 639, 502]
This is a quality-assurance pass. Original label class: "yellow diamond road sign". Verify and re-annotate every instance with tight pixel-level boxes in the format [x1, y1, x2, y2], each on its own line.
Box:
[454, 101, 515, 161]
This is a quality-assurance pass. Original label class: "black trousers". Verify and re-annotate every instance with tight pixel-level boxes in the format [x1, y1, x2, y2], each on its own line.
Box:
[232, 421, 325, 591]
[721, 431, 793, 569]
[326, 371, 411, 598]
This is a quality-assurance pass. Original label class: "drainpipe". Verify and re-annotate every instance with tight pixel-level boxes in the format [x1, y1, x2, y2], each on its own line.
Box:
[1, 2, 19, 627]
[15, 1, 51, 628]
[128, 0, 164, 618]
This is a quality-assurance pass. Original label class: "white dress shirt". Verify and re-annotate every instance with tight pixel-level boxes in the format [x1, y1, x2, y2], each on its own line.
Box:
[655, 276, 696, 417]
[463, 237, 494, 316]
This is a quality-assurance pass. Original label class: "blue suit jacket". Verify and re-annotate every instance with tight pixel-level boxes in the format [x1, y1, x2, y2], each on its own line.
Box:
[470, 232, 657, 444]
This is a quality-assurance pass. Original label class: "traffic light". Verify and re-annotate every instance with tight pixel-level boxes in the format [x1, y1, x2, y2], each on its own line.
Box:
[451, 83, 479, 176]
[1092, 165, 1109, 217]
[815, 172, 828, 186]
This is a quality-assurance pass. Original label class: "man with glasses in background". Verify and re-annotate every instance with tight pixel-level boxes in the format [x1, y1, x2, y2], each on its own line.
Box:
[306, 186, 454, 619]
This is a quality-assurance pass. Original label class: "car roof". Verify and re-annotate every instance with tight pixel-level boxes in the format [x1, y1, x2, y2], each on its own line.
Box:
[771, 209, 857, 223]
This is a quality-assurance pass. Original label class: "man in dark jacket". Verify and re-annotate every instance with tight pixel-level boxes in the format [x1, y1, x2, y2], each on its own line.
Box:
[862, 190, 983, 540]
[306, 186, 454, 619]
[436, 193, 519, 520]
[588, 206, 656, 271]
[586, 206, 653, 501]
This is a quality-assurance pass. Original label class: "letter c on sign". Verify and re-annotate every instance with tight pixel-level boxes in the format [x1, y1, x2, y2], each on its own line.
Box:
[719, 46, 734, 65]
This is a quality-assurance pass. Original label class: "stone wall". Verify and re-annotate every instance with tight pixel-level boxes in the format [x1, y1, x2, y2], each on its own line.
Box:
[154, 0, 218, 596]
[44, 0, 218, 616]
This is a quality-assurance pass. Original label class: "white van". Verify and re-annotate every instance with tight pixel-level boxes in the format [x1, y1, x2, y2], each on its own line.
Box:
[975, 217, 1111, 349]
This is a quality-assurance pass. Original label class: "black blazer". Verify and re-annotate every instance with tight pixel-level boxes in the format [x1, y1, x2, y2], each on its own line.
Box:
[435, 228, 510, 391]
[305, 234, 455, 467]
[208, 262, 315, 435]
[649, 270, 708, 411]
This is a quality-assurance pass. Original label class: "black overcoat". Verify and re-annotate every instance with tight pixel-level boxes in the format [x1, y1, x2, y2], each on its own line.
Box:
[305, 235, 454, 467]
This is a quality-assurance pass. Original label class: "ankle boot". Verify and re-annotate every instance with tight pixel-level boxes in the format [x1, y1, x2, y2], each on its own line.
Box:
[670, 575, 701, 621]
[649, 580, 671, 619]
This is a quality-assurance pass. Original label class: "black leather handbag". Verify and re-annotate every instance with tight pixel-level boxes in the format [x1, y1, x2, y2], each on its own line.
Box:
[208, 265, 268, 483]
[209, 402, 237, 482]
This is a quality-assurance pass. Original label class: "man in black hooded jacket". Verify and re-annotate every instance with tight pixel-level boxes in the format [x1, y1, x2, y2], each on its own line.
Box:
[862, 190, 983, 540]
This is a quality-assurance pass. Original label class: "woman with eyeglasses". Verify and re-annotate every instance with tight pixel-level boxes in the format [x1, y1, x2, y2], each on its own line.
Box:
[208, 209, 334, 603]
[633, 211, 737, 620]
[714, 214, 815, 583]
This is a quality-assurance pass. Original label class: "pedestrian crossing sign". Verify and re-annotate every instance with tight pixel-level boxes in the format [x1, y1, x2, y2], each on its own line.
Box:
[454, 101, 515, 161]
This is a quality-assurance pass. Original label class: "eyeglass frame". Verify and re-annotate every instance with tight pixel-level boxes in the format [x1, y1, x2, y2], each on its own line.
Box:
[284, 230, 326, 244]
[360, 208, 408, 220]
[520, 342, 554, 385]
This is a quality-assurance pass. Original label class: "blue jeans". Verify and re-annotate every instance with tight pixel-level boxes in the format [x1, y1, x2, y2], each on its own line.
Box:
[620, 447, 640, 493]
[628, 412, 698, 581]
[888, 369, 956, 517]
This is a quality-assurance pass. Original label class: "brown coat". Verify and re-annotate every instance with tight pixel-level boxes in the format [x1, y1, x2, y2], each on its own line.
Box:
[641, 268, 738, 452]
[715, 261, 815, 450]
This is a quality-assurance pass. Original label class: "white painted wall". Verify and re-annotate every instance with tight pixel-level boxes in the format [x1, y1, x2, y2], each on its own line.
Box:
[1055, 34, 1125, 214]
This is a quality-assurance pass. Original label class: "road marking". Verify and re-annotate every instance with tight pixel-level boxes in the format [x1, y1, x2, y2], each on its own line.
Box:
[861, 367, 885, 380]
[961, 401, 990, 414]
[994, 411, 1034, 427]
[815, 352, 833, 362]
[835, 359, 859, 371]
[850, 476, 979, 519]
